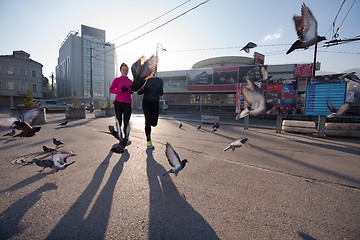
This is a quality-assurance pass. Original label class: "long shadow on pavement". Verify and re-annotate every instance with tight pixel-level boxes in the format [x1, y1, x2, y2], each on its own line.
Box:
[146, 149, 219, 239]
[0, 183, 58, 240]
[46, 150, 129, 239]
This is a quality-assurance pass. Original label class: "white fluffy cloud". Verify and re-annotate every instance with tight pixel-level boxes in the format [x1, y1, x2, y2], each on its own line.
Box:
[261, 29, 282, 42]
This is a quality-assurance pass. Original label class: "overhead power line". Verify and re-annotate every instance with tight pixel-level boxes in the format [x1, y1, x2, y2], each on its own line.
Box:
[108, 0, 192, 43]
[98, 0, 209, 57]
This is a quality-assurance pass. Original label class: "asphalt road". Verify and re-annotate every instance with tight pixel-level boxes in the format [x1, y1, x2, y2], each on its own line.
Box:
[0, 112, 359, 239]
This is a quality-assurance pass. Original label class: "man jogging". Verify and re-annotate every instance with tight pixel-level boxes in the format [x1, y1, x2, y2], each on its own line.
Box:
[137, 77, 164, 149]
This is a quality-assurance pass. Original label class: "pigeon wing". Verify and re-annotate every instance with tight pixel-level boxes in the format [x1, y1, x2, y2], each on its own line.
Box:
[336, 103, 350, 115]
[131, 56, 144, 80]
[293, 16, 304, 39]
[52, 153, 75, 166]
[23, 108, 40, 124]
[165, 143, 181, 168]
[0, 117, 18, 128]
[300, 3, 318, 42]
[140, 55, 158, 80]
[327, 102, 337, 113]
[259, 66, 269, 80]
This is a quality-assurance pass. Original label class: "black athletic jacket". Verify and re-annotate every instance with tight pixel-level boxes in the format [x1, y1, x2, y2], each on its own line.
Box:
[137, 77, 164, 102]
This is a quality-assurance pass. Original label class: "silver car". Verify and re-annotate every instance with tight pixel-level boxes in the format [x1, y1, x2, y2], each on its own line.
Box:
[36, 100, 72, 111]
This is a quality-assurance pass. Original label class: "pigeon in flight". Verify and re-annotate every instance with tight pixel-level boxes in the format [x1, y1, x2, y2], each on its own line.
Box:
[43, 145, 56, 154]
[287, 3, 326, 54]
[340, 72, 360, 83]
[3, 129, 15, 137]
[236, 77, 266, 119]
[163, 143, 188, 177]
[240, 42, 257, 53]
[32, 152, 75, 173]
[0, 108, 41, 137]
[224, 138, 249, 151]
[53, 138, 64, 147]
[58, 120, 69, 127]
[130, 55, 158, 92]
[326, 102, 350, 118]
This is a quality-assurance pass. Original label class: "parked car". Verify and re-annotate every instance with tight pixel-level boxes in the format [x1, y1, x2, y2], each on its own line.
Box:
[36, 100, 72, 111]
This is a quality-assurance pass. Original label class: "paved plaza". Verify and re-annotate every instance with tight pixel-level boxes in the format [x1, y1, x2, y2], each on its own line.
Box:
[0, 112, 359, 239]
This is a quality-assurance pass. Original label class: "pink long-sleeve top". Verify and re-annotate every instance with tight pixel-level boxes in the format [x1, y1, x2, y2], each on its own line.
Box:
[109, 76, 133, 103]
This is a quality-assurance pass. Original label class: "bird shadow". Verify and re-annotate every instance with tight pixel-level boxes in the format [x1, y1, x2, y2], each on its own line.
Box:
[297, 231, 317, 240]
[146, 149, 220, 239]
[0, 182, 58, 239]
[46, 150, 129, 239]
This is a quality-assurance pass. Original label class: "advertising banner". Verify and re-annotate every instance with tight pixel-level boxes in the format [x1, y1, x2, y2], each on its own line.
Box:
[188, 69, 213, 85]
[213, 67, 238, 85]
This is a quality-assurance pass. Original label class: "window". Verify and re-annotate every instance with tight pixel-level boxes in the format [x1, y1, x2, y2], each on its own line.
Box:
[32, 84, 37, 92]
[19, 68, 26, 76]
[8, 67, 13, 75]
[8, 81, 14, 90]
[19, 82, 27, 93]
[32, 70, 37, 78]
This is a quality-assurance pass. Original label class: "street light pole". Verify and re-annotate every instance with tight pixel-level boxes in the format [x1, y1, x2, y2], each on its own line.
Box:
[155, 43, 166, 76]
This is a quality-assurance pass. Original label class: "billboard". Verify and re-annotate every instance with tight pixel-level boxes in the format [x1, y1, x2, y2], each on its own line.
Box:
[213, 67, 238, 85]
[188, 69, 213, 85]
[254, 52, 265, 65]
[305, 81, 346, 115]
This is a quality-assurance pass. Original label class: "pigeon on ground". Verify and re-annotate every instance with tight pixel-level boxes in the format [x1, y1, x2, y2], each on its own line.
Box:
[43, 145, 56, 154]
[240, 42, 257, 53]
[53, 138, 64, 147]
[326, 102, 350, 118]
[236, 77, 266, 119]
[339, 72, 360, 83]
[0, 108, 41, 137]
[32, 152, 75, 173]
[108, 125, 120, 140]
[58, 120, 69, 127]
[179, 123, 183, 129]
[3, 129, 15, 137]
[212, 121, 220, 132]
[259, 66, 272, 81]
[287, 3, 326, 54]
[130, 55, 158, 92]
[197, 125, 201, 130]
[110, 122, 130, 154]
[224, 138, 249, 151]
[163, 143, 188, 177]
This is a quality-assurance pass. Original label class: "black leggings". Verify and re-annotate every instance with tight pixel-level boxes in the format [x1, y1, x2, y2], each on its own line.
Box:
[143, 99, 159, 141]
[114, 101, 131, 139]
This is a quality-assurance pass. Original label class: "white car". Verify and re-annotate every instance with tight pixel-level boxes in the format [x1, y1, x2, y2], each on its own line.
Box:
[36, 100, 72, 111]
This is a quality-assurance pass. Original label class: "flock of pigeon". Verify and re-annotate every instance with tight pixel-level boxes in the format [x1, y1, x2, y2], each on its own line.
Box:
[237, 3, 360, 121]
[2, 4, 359, 177]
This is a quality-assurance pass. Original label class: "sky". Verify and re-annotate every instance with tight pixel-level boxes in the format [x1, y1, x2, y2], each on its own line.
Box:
[1, 0, 359, 80]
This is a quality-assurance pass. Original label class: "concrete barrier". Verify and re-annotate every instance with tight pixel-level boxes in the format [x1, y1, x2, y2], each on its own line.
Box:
[201, 115, 219, 124]
[325, 123, 360, 138]
[94, 110, 106, 118]
[282, 120, 316, 134]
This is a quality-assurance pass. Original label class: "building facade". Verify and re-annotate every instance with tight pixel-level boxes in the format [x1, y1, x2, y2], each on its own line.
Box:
[147, 56, 320, 113]
[0, 50, 44, 108]
[56, 25, 115, 108]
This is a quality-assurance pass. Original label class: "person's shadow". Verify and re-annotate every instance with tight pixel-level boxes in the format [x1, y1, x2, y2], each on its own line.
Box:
[0, 183, 58, 240]
[46, 150, 129, 239]
[146, 149, 219, 239]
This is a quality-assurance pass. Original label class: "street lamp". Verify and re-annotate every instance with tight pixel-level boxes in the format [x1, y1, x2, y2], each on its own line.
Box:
[89, 37, 111, 112]
[155, 43, 166, 76]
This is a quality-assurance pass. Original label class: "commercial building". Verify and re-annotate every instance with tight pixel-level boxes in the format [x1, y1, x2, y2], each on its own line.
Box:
[0, 50, 45, 108]
[56, 25, 115, 108]
[145, 56, 321, 114]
